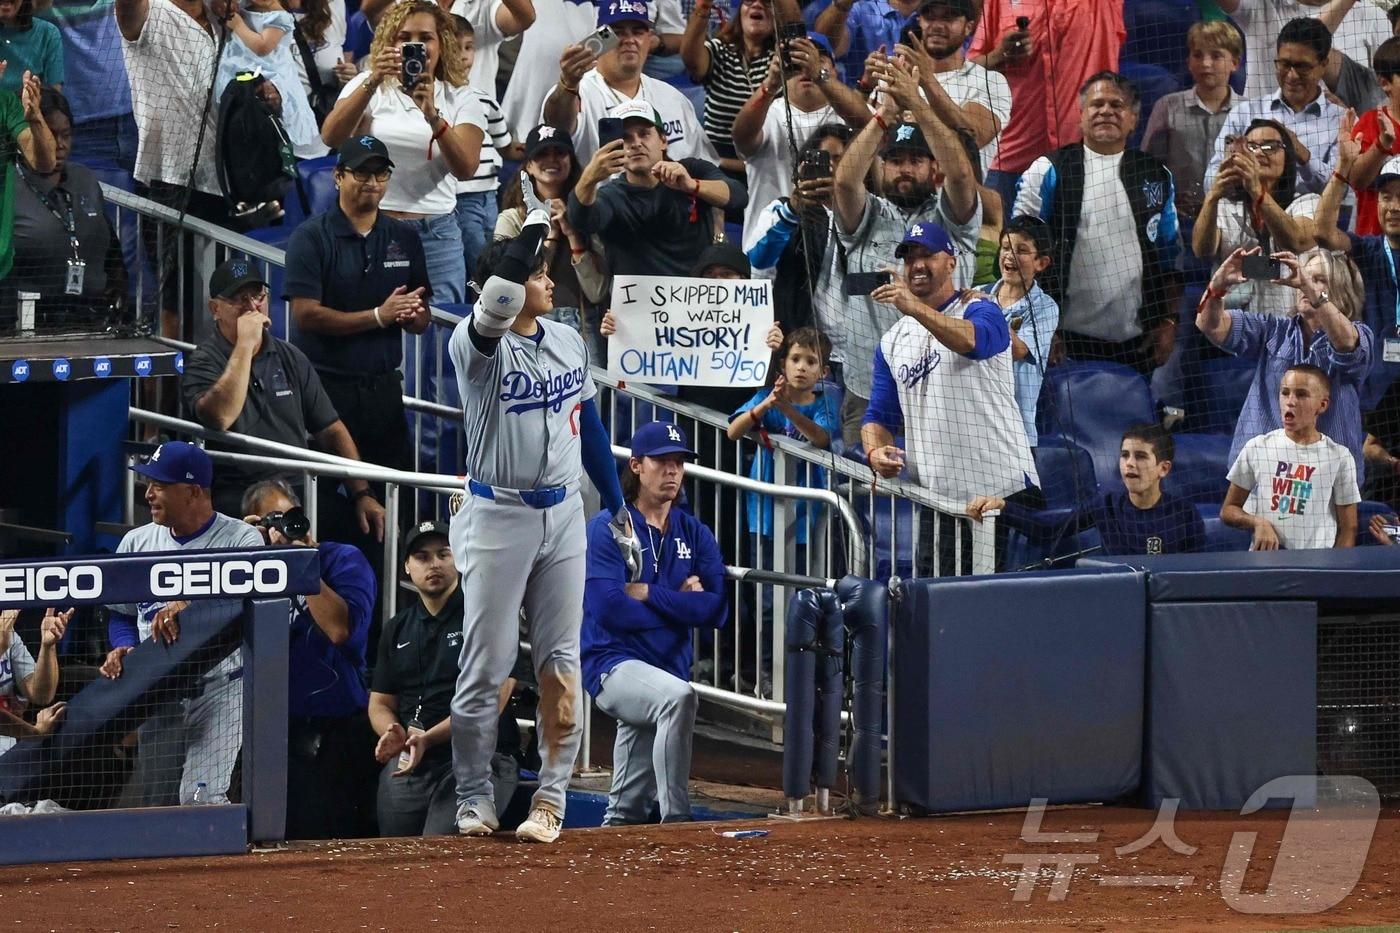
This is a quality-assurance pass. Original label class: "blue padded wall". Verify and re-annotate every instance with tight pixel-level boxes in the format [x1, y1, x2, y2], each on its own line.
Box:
[1145, 601, 1317, 809]
[893, 567, 1146, 812]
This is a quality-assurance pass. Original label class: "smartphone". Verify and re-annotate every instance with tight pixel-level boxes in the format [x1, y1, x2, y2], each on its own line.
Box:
[401, 41, 427, 91]
[598, 117, 625, 148]
[778, 21, 805, 71]
[581, 25, 620, 58]
[797, 147, 831, 181]
[899, 18, 922, 48]
[1241, 254, 1282, 281]
[845, 270, 894, 297]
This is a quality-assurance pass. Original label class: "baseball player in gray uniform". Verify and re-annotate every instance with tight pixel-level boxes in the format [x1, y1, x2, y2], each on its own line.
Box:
[102, 442, 264, 806]
[448, 214, 627, 844]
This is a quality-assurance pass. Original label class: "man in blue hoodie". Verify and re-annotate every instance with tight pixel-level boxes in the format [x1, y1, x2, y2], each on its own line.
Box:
[581, 422, 729, 825]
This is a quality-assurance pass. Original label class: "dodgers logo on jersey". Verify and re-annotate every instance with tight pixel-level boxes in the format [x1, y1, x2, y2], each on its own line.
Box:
[674, 540, 692, 560]
[499, 366, 587, 415]
[897, 348, 941, 388]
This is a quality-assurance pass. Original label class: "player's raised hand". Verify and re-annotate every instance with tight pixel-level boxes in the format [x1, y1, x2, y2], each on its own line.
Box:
[610, 507, 644, 582]
[375, 722, 407, 763]
[100, 646, 134, 680]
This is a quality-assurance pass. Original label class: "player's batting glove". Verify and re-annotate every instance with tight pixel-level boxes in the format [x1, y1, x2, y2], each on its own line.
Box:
[609, 508, 644, 583]
[495, 209, 552, 284]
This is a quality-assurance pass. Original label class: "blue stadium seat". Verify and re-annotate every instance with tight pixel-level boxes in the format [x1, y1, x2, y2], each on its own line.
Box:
[1195, 502, 1251, 551]
[1188, 352, 1255, 434]
[1162, 432, 1231, 504]
[1037, 361, 1156, 491]
[1002, 440, 1102, 570]
[1119, 60, 1186, 151]
[297, 155, 339, 217]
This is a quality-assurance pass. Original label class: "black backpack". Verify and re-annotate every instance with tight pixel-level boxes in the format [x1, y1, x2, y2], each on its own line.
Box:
[215, 71, 296, 221]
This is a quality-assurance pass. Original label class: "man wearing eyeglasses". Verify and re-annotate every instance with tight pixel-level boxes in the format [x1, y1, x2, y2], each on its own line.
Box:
[182, 258, 387, 528]
[1205, 18, 1347, 198]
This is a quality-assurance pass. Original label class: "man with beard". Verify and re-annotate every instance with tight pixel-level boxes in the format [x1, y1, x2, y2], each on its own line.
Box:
[371, 520, 529, 836]
[1014, 71, 1181, 376]
[830, 53, 980, 445]
[862, 222, 1036, 574]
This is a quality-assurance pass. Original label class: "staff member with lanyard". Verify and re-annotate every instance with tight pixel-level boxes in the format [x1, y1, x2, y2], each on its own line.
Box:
[285, 135, 432, 551]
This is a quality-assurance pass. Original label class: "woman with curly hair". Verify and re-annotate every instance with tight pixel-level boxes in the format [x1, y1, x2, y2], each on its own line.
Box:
[322, 0, 486, 302]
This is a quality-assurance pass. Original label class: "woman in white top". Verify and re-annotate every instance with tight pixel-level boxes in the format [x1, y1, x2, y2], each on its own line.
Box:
[322, 0, 486, 303]
[1192, 118, 1320, 316]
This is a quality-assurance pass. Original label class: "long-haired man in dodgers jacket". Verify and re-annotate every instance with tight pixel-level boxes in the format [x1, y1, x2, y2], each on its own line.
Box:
[1013, 71, 1182, 377]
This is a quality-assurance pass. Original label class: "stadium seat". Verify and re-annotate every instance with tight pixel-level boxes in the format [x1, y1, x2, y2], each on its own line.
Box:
[1162, 432, 1230, 504]
[1001, 440, 1102, 570]
[1188, 352, 1255, 434]
[1119, 60, 1186, 151]
[297, 155, 339, 217]
[1037, 361, 1156, 491]
[1195, 502, 1251, 551]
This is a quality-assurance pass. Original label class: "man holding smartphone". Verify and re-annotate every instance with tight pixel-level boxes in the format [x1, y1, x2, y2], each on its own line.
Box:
[568, 99, 746, 278]
[542, 0, 717, 164]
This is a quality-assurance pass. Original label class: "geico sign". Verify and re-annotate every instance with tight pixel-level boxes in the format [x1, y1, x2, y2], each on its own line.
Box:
[150, 559, 289, 597]
[0, 565, 104, 602]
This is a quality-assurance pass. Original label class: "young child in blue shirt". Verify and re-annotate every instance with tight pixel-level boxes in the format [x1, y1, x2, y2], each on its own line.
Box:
[727, 326, 839, 546]
[967, 424, 1207, 558]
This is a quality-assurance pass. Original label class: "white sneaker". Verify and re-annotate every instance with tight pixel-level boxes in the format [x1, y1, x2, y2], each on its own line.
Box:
[514, 806, 562, 843]
[456, 802, 498, 836]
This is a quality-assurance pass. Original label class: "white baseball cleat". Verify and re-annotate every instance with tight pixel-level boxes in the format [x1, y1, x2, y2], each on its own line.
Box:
[514, 806, 562, 843]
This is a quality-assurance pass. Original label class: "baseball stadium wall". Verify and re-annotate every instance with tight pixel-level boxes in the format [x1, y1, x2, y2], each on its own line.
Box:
[888, 548, 1400, 815]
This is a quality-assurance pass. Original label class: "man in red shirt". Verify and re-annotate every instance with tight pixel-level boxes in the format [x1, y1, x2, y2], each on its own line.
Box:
[969, 0, 1125, 219]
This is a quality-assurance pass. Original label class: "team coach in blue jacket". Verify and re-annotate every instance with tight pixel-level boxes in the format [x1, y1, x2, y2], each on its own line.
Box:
[581, 422, 728, 825]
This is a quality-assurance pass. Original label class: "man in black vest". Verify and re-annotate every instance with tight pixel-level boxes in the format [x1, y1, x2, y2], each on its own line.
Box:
[1012, 71, 1182, 376]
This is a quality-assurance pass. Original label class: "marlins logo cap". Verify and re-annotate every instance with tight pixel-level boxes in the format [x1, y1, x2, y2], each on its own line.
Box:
[881, 121, 932, 158]
[523, 123, 577, 163]
[209, 258, 267, 300]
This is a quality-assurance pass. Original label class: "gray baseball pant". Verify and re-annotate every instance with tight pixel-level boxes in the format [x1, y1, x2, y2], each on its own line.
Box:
[595, 659, 697, 825]
[450, 489, 585, 822]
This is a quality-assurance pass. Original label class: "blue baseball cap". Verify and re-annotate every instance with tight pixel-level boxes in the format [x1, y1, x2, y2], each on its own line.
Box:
[631, 422, 698, 460]
[805, 32, 836, 62]
[597, 0, 650, 28]
[132, 441, 214, 488]
[895, 221, 956, 258]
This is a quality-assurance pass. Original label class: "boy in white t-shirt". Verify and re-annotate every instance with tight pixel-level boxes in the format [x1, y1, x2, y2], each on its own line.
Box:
[451, 15, 522, 279]
[1223, 363, 1360, 550]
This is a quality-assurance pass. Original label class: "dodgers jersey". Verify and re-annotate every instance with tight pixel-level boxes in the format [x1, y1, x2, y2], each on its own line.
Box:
[449, 311, 596, 491]
[109, 513, 264, 680]
[869, 293, 1037, 503]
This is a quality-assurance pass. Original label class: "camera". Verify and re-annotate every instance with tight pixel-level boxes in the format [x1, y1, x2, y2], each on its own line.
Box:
[1012, 15, 1030, 54]
[260, 507, 311, 542]
[845, 270, 894, 297]
[796, 147, 831, 181]
[401, 41, 427, 91]
[581, 25, 620, 58]
[1241, 254, 1282, 281]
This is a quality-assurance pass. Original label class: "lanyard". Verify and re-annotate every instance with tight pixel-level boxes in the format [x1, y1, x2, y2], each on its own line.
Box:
[1385, 239, 1400, 335]
[17, 166, 79, 262]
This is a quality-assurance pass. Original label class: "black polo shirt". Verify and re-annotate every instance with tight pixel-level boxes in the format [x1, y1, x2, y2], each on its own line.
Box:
[11, 162, 114, 298]
[181, 329, 341, 499]
[373, 583, 526, 758]
[283, 204, 432, 376]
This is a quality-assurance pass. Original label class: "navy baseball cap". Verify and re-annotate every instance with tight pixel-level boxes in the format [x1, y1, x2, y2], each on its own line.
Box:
[523, 124, 576, 163]
[919, 0, 975, 18]
[208, 258, 267, 300]
[631, 422, 698, 460]
[403, 519, 451, 553]
[336, 134, 394, 171]
[690, 241, 751, 278]
[881, 121, 932, 158]
[895, 221, 956, 258]
[597, 0, 650, 28]
[132, 441, 214, 488]
[1376, 155, 1400, 189]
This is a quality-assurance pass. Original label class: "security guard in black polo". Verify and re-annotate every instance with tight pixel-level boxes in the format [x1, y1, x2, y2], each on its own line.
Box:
[284, 135, 433, 476]
[369, 520, 527, 836]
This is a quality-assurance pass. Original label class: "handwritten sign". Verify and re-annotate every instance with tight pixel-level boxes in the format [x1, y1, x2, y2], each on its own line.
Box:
[606, 275, 773, 387]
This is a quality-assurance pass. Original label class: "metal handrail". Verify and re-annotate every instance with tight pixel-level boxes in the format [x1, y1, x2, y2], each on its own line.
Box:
[102, 185, 289, 266]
